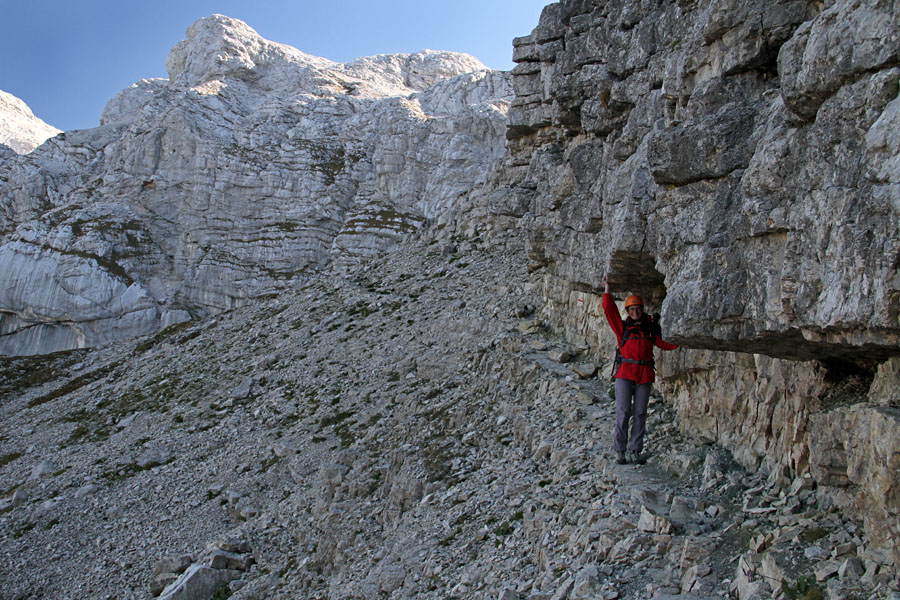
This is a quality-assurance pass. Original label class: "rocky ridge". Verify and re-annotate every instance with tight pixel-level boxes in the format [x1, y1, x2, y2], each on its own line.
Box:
[0, 14, 511, 356]
[0, 90, 61, 154]
[1, 231, 896, 599]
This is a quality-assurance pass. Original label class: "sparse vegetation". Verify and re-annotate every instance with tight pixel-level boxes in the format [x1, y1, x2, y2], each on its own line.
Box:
[13, 521, 35, 538]
[492, 521, 514, 536]
[0, 451, 23, 468]
[782, 575, 824, 600]
[100, 458, 174, 483]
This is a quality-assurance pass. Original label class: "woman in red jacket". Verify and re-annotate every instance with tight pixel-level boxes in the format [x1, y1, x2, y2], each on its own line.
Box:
[601, 276, 678, 465]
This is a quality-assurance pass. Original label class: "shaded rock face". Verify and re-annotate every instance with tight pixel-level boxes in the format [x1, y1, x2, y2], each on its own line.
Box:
[0, 14, 511, 356]
[487, 0, 900, 567]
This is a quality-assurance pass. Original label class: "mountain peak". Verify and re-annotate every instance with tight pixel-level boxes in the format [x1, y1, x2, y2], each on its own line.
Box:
[165, 14, 487, 98]
[0, 89, 62, 154]
[165, 14, 336, 89]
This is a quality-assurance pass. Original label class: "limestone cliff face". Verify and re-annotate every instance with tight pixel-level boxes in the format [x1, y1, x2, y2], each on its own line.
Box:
[489, 0, 900, 566]
[0, 15, 511, 356]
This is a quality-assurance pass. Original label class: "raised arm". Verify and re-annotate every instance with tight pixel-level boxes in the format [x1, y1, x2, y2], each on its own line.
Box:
[600, 275, 623, 341]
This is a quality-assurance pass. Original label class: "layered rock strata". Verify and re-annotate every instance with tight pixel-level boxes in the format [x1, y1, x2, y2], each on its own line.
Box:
[0, 15, 511, 355]
[485, 0, 900, 568]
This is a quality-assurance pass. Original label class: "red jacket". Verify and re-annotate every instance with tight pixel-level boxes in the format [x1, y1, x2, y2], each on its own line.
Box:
[603, 292, 678, 384]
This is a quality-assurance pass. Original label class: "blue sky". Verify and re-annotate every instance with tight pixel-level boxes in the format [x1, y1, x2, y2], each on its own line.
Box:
[0, 0, 551, 132]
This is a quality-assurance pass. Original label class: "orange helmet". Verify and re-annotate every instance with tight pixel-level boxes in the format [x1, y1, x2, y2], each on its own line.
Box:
[624, 295, 644, 309]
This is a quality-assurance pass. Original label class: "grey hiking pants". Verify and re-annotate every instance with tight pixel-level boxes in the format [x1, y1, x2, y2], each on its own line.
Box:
[614, 378, 651, 453]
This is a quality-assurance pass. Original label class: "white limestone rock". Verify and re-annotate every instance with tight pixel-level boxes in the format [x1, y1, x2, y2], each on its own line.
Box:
[100, 78, 170, 126]
[0, 90, 62, 154]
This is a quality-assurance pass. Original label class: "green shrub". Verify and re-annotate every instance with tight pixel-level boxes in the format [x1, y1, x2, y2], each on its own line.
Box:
[782, 575, 823, 600]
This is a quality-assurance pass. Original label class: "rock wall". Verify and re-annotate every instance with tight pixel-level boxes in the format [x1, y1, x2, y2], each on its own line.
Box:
[484, 0, 900, 566]
[0, 15, 511, 356]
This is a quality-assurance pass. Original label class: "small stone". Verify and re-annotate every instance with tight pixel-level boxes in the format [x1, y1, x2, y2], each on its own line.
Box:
[571, 363, 598, 379]
[30, 460, 56, 479]
[151, 573, 179, 596]
[209, 550, 255, 571]
[236, 500, 259, 520]
[231, 376, 256, 400]
[136, 444, 172, 469]
[550, 577, 573, 600]
[75, 483, 100, 498]
[256, 353, 278, 369]
[532, 443, 552, 461]
[154, 555, 193, 576]
[548, 349, 573, 363]
[577, 391, 597, 405]
[273, 443, 295, 458]
[789, 476, 815, 496]
[378, 565, 406, 593]
[832, 542, 856, 557]
[804, 546, 827, 560]
[638, 506, 673, 534]
[518, 320, 543, 334]
[669, 497, 699, 526]
[571, 566, 603, 600]
[750, 533, 773, 553]
[117, 413, 139, 429]
[815, 561, 840, 582]
[158, 565, 237, 600]
[218, 537, 252, 554]
[838, 556, 864, 579]
[11, 488, 29, 507]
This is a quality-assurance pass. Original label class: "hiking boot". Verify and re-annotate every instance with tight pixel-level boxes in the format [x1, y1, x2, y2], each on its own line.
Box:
[616, 451, 627, 465]
[627, 450, 645, 465]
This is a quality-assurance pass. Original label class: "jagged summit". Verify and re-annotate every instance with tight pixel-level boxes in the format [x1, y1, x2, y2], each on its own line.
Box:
[0, 89, 62, 154]
[104, 15, 492, 127]
[165, 14, 487, 98]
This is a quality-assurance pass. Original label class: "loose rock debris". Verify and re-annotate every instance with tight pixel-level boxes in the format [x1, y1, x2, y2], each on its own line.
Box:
[0, 234, 896, 599]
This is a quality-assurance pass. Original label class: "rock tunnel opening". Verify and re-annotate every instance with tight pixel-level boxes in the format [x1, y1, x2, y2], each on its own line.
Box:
[817, 357, 877, 412]
[607, 250, 667, 311]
